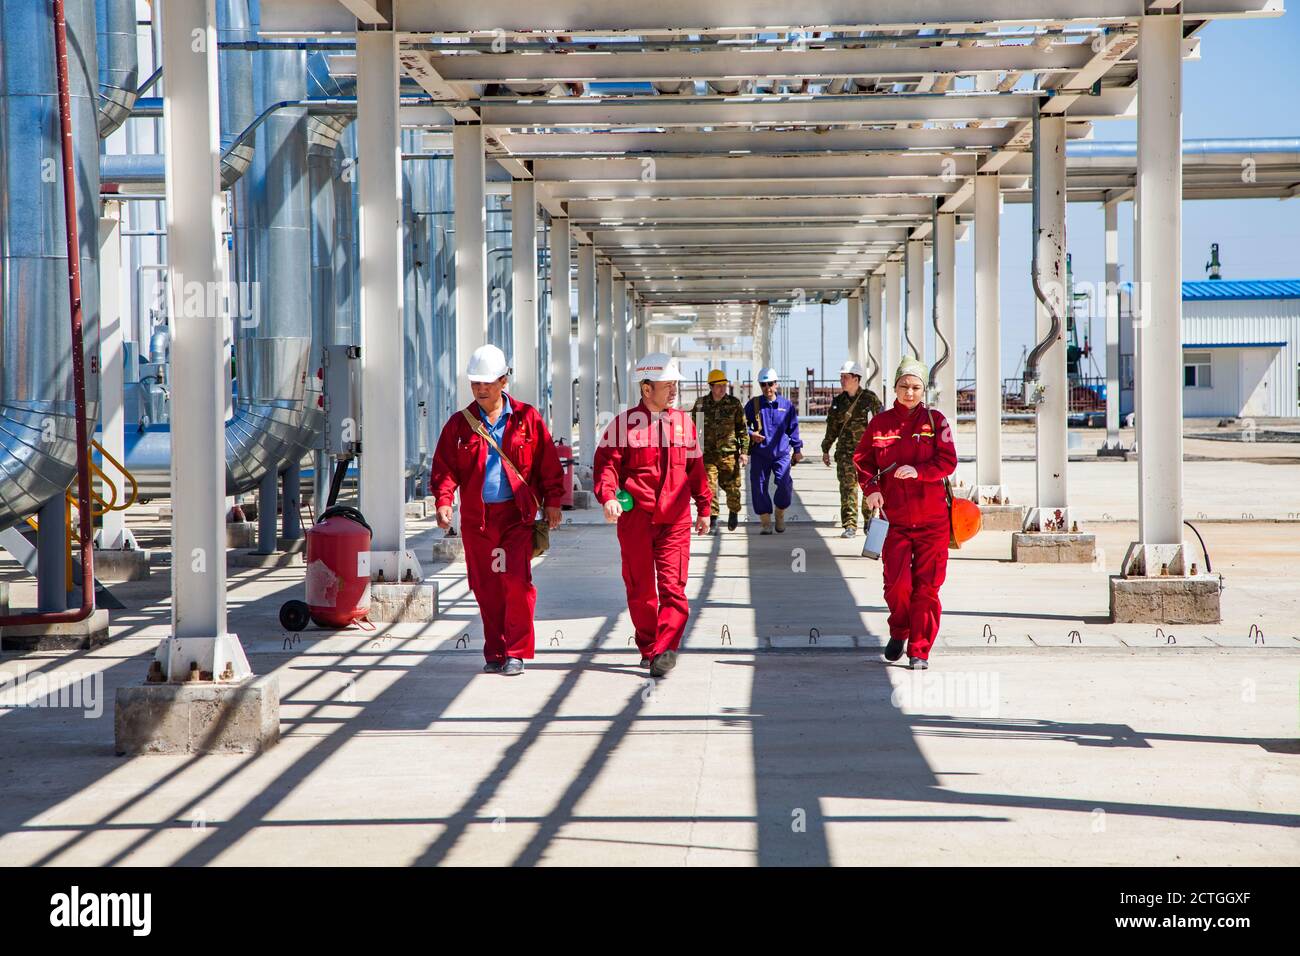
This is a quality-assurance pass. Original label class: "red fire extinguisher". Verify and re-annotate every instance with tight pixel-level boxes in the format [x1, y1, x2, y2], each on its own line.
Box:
[555, 438, 575, 509]
[280, 505, 372, 631]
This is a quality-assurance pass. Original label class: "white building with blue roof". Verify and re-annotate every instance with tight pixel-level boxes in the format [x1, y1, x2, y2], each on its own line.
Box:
[1120, 279, 1300, 419]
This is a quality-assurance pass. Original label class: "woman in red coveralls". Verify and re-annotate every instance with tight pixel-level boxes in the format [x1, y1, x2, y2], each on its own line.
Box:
[853, 357, 958, 670]
[431, 345, 565, 677]
[593, 352, 712, 678]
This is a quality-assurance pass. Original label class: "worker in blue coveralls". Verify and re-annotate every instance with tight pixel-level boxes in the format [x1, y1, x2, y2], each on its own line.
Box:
[744, 367, 803, 535]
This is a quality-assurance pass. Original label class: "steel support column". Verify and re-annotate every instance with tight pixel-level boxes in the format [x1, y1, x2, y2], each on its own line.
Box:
[846, 292, 863, 374]
[97, 204, 132, 551]
[613, 278, 629, 409]
[905, 239, 925, 363]
[453, 121, 487, 409]
[159, 0, 241, 679]
[596, 259, 613, 419]
[577, 242, 597, 464]
[511, 179, 538, 406]
[884, 260, 902, 383]
[548, 216, 572, 443]
[357, 29, 417, 579]
[866, 273, 884, 401]
[1103, 197, 1123, 450]
[933, 211, 957, 423]
[1126, 12, 1187, 574]
[974, 174, 1004, 498]
[1027, 113, 1070, 529]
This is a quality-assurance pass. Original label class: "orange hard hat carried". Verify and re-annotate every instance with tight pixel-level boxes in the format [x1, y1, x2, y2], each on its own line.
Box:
[949, 496, 983, 548]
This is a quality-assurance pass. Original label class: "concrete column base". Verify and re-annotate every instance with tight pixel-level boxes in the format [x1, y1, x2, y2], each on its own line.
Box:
[1110, 574, 1222, 624]
[226, 521, 257, 549]
[1011, 532, 1097, 564]
[569, 489, 593, 510]
[430, 535, 465, 562]
[276, 536, 306, 553]
[114, 674, 280, 756]
[368, 582, 438, 622]
[980, 504, 1027, 532]
[228, 549, 303, 569]
[92, 548, 152, 582]
[1097, 444, 1129, 459]
[404, 499, 427, 519]
[1, 609, 112, 652]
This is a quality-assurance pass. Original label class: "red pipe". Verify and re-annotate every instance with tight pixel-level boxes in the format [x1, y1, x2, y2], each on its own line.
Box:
[0, 0, 95, 627]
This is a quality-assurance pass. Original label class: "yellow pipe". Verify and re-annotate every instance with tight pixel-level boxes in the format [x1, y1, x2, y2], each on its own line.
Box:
[91, 439, 139, 511]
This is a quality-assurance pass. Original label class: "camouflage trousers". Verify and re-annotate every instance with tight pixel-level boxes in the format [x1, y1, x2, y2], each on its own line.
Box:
[836, 454, 874, 529]
[704, 454, 743, 514]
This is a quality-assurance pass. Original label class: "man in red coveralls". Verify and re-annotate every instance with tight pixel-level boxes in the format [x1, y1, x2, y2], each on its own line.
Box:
[853, 357, 958, 670]
[431, 344, 564, 677]
[593, 352, 711, 677]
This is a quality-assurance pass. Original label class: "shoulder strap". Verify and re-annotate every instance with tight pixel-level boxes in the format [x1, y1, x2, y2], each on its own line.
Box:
[925, 405, 954, 505]
[826, 390, 868, 444]
[461, 407, 526, 485]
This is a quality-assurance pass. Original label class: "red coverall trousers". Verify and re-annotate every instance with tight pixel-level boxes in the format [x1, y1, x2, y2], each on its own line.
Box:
[462, 501, 537, 662]
[616, 507, 691, 658]
[881, 517, 949, 660]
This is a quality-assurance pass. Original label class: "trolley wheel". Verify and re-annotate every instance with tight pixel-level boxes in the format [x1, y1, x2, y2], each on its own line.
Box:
[279, 599, 310, 632]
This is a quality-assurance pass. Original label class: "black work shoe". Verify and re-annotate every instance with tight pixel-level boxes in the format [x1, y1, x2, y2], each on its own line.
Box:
[728, 511, 739, 531]
[482, 660, 505, 674]
[709, 515, 718, 533]
[639, 656, 652, 668]
[881, 638, 905, 663]
[908, 657, 929, 671]
[649, 650, 678, 677]
[502, 657, 525, 676]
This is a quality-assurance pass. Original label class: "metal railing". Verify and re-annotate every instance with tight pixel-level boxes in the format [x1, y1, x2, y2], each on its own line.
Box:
[955, 376, 1109, 415]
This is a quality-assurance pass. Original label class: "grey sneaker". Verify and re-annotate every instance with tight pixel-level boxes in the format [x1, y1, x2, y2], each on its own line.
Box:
[649, 650, 678, 677]
[908, 657, 929, 670]
[502, 657, 525, 676]
[482, 660, 505, 674]
[840, 527, 857, 539]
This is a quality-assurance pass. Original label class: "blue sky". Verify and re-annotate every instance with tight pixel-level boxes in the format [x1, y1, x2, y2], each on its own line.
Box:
[710, 14, 1300, 384]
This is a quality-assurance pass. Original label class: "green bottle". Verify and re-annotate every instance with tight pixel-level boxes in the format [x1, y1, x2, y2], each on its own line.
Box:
[616, 489, 634, 512]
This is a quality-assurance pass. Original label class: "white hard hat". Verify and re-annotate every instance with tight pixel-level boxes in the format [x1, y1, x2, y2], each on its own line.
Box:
[839, 360, 865, 378]
[634, 352, 682, 382]
[757, 367, 779, 384]
[467, 344, 510, 382]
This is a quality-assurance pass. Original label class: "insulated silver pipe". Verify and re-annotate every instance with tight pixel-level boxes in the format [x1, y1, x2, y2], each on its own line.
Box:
[0, 0, 101, 532]
[95, 0, 139, 137]
[125, 1, 319, 497]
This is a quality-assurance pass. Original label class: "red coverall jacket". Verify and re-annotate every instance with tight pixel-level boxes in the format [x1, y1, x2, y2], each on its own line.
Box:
[429, 395, 565, 532]
[592, 402, 712, 522]
[853, 401, 958, 528]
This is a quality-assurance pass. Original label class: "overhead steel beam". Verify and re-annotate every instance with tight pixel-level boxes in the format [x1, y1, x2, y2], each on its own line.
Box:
[532, 153, 990, 182]
[415, 43, 1103, 84]
[259, 0, 1285, 35]
[540, 178, 970, 200]
[637, 278, 856, 291]
[589, 225, 913, 246]
[496, 128, 1030, 156]
[566, 196, 935, 222]
[474, 90, 1136, 128]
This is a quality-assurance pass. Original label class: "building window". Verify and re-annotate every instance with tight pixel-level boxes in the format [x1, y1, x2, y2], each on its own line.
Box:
[1184, 351, 1212, 388]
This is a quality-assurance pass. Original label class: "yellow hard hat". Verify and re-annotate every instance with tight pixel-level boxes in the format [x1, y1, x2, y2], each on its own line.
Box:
[707, 369, 729, 385]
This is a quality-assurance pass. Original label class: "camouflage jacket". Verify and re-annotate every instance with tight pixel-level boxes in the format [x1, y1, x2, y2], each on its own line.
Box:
[822, 387, 883, 456]
[691, 392, 749, 457]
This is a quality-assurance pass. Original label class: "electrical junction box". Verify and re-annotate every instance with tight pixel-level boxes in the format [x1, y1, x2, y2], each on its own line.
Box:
[323, 344, 361, 456]
[1022, 377, 1046, 406]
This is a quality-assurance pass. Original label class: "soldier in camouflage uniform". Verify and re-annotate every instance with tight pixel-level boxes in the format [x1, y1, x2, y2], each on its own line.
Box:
[821, 360, 883, 538]
[692, 369, 749, 532]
